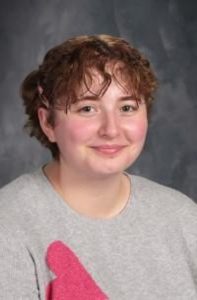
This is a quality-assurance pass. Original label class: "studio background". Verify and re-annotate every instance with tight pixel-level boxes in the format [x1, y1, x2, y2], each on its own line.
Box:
[0, 0, 196, 201]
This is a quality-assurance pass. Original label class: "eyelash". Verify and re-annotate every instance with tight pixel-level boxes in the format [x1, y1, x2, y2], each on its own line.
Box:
[120, 104, 139, 112]
[79, 106, 95, 113]
[75, 102, 140, 115]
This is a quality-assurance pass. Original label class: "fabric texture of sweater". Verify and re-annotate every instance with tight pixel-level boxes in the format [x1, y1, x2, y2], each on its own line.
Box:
[0, 168, 197, 300]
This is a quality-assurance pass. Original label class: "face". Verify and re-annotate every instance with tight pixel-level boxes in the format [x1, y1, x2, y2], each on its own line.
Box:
[39, 73, 148, 178]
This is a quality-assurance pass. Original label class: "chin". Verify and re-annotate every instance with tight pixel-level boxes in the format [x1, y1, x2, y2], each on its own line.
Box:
[88, 162, 131, 177]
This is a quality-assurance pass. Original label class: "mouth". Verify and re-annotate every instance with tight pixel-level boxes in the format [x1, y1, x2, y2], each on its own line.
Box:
[90, 145, 126, 155]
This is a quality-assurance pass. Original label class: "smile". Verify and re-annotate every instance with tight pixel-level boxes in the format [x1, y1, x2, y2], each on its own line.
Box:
[90, 145, 126, 155]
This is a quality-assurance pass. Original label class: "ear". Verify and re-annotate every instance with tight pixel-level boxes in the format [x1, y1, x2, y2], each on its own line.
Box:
[37, 107, 56, 142]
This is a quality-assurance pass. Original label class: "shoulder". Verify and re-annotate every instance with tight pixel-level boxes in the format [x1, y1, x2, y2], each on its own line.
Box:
[0, 169, 44, 235]
[129, 173, 197, 227]
[130, 174, 196, 209]
[0, 171, 39, 209]
[129, 175, 197, 260]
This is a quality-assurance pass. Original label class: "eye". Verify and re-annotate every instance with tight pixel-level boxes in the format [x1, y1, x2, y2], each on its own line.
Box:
[80, 106, 93, 112]
[77, 105, 97, 115]
[69, 100, 99, 116]
[120, 103, 139, 113]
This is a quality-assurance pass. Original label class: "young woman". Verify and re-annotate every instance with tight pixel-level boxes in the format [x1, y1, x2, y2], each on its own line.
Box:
[0, 35, 197, 300]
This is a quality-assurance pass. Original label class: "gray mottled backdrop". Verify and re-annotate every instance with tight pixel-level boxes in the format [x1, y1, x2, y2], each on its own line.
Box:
[0, 0, 197, 201]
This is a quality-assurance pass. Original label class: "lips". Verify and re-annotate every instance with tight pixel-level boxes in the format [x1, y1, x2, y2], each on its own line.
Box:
[90, 145, 126, 155]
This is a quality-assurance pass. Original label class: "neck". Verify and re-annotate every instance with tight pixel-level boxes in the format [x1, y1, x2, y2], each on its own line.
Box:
[44, 160, 131, 219]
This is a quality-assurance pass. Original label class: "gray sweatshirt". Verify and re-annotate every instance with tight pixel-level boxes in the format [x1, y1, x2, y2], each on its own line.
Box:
[0, 168, 197, 300]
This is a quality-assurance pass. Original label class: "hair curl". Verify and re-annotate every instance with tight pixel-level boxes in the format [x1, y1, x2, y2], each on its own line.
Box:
[21, 34, 157, 159]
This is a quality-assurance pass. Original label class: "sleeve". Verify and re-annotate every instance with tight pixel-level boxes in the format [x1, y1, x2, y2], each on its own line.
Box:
[0, 230, 40, 299]
[179, 200, 197, 285]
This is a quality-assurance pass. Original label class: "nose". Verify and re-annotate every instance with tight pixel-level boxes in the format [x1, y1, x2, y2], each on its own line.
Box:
[98, 111, 120, 138]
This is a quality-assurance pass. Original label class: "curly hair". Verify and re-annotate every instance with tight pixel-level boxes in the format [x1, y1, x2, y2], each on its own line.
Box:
[21, 34, 157, 159]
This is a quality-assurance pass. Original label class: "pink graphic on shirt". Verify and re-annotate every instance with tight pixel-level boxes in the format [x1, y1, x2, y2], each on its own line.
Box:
[46, 240, 108, 300]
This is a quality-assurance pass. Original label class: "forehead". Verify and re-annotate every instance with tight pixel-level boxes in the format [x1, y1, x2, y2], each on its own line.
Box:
[77, 63, 135, 99]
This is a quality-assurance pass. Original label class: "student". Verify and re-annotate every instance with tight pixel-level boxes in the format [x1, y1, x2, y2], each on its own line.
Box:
[0, 34, 197, 300]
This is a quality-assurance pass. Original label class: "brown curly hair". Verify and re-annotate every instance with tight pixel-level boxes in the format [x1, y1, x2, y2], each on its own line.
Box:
[21, 34, 157, 159]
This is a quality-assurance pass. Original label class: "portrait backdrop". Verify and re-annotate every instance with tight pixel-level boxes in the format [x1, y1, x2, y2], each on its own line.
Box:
[0, 0, 197, 201]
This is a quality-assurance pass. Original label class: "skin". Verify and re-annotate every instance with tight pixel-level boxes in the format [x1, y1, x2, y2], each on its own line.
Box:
[38, 72, 148, 219]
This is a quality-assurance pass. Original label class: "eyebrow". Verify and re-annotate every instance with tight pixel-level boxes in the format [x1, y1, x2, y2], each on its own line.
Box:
[78, 95, 99, 101]
[78, 95, 139, 101]
[119, 96, 138, 101]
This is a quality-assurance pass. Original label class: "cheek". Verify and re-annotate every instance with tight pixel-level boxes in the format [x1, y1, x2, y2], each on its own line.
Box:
[54, 119, 97, 145]
[124, 118, 148, 141]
